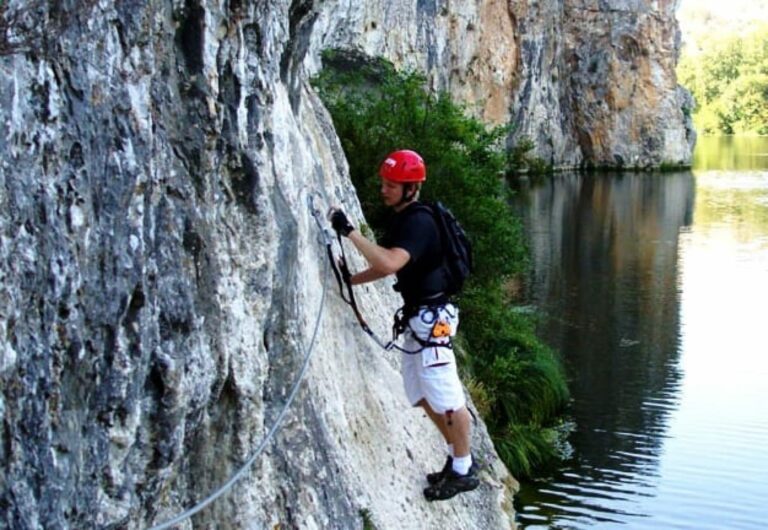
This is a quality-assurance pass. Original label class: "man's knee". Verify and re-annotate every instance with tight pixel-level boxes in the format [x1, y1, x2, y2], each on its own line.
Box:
[418, 398, 441, 412]
[444, 406, 471, 425]
[418, 399, 467, 418]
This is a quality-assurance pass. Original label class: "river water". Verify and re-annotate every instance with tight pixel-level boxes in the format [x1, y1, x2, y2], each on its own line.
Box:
[511, 136, 768, 529]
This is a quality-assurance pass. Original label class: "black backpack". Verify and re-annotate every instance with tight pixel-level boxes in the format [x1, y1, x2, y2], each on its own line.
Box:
[421, 201, 473, 296]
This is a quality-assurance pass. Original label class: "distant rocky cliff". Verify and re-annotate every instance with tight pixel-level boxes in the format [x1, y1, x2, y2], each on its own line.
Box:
[0, 0, 692, 528]
[509, 0, 695, 168]
[317, 0, 695, 169]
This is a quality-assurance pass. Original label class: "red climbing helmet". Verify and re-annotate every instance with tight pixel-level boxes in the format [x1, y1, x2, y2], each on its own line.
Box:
[379, 150, 426, 183]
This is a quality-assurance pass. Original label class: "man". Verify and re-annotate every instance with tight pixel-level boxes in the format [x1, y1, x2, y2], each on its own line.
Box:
[329, 149, 479, 501]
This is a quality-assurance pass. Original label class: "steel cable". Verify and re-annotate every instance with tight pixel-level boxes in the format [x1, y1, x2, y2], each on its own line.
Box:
[149, 238, 330, 530]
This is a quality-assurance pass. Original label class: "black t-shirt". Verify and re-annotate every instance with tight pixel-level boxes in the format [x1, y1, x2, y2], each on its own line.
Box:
[380, 202, 446, 305]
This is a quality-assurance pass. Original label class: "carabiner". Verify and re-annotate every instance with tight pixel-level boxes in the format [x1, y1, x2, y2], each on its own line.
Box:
[308, 191, 335, 246]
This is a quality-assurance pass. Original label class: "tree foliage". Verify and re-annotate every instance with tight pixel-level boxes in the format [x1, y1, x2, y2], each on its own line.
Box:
[313, 50, 570, 477]
[678, 24, 768, 135]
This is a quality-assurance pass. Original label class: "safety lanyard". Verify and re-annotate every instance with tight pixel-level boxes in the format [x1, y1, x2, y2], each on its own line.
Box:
[308, 192, 448, 355]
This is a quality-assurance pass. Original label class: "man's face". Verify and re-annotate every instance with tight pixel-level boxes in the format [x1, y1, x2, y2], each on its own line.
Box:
[380, 177, 404, 207]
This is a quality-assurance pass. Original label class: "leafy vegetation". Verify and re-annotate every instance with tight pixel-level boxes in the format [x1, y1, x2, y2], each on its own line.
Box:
[313, 50, 570, 478]
[678, 23, 768, 135]
[509, 135, 553, 175]
[359, 508, 377, 530]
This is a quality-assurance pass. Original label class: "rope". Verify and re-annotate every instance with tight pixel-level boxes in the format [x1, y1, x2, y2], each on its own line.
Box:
[148, 230, 330, 530]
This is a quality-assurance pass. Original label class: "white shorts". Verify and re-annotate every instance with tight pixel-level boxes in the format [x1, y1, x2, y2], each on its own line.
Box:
[400, 304, 465, 414]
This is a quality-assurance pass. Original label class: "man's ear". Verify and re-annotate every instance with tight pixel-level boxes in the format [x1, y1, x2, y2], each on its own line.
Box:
[403, 183, 419, 201]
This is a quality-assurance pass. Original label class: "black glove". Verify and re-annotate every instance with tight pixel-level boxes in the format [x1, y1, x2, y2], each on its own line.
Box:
[330, 209, 354, 237]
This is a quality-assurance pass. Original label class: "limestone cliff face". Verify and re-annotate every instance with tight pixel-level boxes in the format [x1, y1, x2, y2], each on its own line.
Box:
[317, 0, 695, 168]
[0, 1, 514, 529]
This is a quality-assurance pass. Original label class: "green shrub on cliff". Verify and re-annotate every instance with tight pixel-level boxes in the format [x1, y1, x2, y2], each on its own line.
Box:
[313, 50, 570, 478]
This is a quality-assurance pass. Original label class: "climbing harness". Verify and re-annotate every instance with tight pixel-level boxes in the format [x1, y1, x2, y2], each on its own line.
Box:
[308, 192, 454, 356]
[148, 216, 331, 530]
[392, 304, 456, 353]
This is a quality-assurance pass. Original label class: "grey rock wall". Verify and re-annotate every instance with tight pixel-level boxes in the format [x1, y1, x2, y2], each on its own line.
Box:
[0, 1, 514, 529]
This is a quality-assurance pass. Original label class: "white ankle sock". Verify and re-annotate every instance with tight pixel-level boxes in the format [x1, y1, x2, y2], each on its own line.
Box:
[452, 454, 472, 475]
[447, 444, 454, 457]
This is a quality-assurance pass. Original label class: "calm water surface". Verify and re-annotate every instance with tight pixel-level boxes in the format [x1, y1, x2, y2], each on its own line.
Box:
[512, 137, 768, 529]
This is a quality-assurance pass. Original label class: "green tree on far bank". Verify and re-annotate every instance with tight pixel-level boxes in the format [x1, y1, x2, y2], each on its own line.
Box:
[678, 24, 768, 135]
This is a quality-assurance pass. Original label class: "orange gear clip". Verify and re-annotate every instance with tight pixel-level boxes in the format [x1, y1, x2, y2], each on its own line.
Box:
[431, 320, 452, 338]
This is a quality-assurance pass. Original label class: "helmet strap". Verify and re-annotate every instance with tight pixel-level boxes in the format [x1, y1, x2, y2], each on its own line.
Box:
[397, 183, 419, 207]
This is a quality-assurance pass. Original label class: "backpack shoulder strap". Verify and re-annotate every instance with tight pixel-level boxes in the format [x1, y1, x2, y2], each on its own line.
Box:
[404, 201, 434, 215]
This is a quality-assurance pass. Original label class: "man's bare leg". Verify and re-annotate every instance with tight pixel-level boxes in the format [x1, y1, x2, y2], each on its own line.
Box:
[417, 398, 452, 443]
[444, 407, 471, 457]
[418, 399, 472, 455]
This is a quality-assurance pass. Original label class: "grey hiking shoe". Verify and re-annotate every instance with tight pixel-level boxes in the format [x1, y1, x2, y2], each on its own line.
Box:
[426, 456, 479, 485]
[423, 468, 480, 501]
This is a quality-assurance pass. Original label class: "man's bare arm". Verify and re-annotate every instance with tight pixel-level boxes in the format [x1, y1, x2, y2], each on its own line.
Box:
[350, 267, 389, 285]
[347, 230, 410, 274]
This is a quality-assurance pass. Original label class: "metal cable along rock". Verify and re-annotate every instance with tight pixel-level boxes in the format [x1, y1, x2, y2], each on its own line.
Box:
[148, 200, 331, 530]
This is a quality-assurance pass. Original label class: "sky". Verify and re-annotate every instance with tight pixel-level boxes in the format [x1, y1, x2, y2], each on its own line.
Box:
[677, 0, 768, 47]
[677, 0, 768, 31]
[679, 0, 766, 19]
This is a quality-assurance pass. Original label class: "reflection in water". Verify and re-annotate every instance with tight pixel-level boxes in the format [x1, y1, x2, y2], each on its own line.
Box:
[692, 174, 768, 241]
[694, 136, 768, 171]
[513, 172, 696, 527]
[659, 170, 768, 530]
[513, 138, 768, 529]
